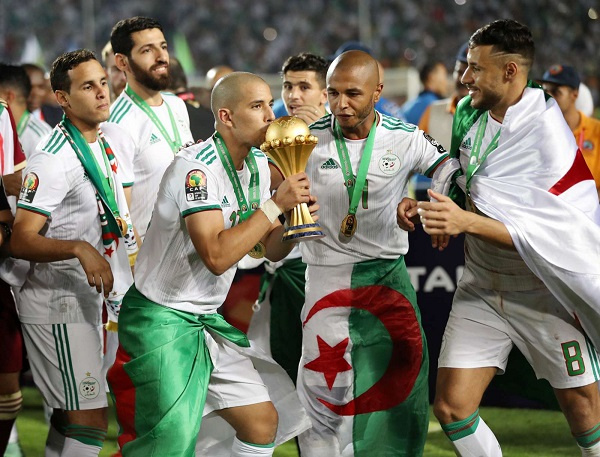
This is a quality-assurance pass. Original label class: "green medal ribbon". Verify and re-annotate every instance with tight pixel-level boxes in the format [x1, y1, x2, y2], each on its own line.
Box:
[58, 116, 122, 238]
[465, 112, 501, 195]
[332, 112, 378, 216]
[213, 132, 260, 221]
[124, 84, 182, 154]
[17, 111, 30, 136]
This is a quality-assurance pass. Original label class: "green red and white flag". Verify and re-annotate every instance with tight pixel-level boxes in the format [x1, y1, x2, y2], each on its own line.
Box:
[298, 257, 429, 457]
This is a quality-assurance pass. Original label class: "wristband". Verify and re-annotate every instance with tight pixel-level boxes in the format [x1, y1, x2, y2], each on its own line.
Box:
[260, 198, 283, 224]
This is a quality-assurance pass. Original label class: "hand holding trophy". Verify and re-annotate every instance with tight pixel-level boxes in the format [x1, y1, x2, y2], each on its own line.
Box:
[260, 116, 325, 242]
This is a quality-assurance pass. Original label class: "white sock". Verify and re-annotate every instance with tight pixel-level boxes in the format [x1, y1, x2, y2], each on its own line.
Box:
[231, 436, 275, 457]
[8, 422, 18, 444]
[441, 410, 502, 457]
[580, 443, 600, 456]
[61, 437, 102, 457]
[45, 424, 66, 457]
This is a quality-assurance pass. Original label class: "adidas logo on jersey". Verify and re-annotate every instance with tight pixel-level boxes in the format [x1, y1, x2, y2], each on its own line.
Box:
[150, 133, 161, 145]
[461, 137, 472, 150]
[320, 158, 339, 169]
[221, 196, 231, 208]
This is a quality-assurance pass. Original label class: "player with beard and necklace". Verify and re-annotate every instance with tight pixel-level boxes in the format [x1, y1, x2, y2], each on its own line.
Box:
[104, 16, 193, 245]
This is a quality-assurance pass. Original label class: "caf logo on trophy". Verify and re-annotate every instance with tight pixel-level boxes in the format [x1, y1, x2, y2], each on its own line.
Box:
[260, 116, 325, 242]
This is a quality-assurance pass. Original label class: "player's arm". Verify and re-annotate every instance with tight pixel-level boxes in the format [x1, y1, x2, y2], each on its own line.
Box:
[415, 189, 514, 249]
[185, 172, 310, 275]
[10, 209, 114, 296]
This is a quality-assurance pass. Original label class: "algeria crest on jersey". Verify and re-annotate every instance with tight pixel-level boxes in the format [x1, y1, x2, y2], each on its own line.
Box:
[379, 152, 401, 175]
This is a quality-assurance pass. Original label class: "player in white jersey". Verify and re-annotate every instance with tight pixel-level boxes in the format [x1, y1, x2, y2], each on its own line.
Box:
[402, 20, 600, 457]
[109, 72, 314, 457]
[296, 51, 447, 457]
[11, 50, 136, 457]
[105, 16, 193, 240]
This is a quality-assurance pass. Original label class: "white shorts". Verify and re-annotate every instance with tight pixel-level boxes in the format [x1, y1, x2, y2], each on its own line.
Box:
[438, 281, 600, 389]
[203, 333, 271, 415]
[22, 323, 108, 410]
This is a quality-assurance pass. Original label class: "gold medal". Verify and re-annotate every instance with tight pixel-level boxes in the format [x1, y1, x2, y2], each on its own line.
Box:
[248, 241, 266, 259]
[338, 213, 357, 243]
[116, 216, 129, 236]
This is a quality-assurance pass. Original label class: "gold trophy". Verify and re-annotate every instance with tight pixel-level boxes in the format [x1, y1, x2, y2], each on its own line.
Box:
[260, 116, 325, 242]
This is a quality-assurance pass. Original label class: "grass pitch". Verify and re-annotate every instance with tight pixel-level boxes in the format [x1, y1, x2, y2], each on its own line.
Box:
[14, 387, 579, 456]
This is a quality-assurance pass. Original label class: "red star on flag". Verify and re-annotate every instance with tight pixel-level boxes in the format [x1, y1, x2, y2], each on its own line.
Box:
[304, 336, 352, 390]
[111, 163, 118, 173]
[104, 246, 114, 257]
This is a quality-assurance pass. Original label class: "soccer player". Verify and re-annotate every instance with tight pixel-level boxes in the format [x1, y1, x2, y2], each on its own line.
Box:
[106, 16, 193, 240]
[297, 50, 447, 456]
[540, 64, 600, 197]
[10, 49, 135, 457]
[108, 72, 313, 457]
[0, 100, 21, 456]
[101, 42, 127, 102]
[402, 20, 600, 457]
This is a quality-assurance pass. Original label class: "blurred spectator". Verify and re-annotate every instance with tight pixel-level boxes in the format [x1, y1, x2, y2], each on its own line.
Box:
[401, 60, 448, 125]
[540, 64, 600, 196]
[101, 41, 127, 102]
[205, 65, 233, 89]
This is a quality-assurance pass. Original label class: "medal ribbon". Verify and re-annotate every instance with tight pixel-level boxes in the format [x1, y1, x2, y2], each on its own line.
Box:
[213, 132, 260, 222]
[333, 112, 378, 216]
[465, 112, 501, 194]
[124, 84, 181, 154]
[17, 111, 31, 136]
[59, 116, 122, 240]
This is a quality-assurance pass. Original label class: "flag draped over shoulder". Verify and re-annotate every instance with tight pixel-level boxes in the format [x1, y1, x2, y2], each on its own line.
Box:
[449, 84, 600, 349]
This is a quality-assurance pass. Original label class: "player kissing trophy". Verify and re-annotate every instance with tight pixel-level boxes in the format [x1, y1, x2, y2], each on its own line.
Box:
[260, 116, 325, 242]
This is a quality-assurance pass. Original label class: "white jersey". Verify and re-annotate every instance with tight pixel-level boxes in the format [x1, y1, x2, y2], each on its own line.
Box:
[135, 138, 271, 315]
[17, 111, 52, 159]
[456, 112, 542, 291]
[104, 89, 193, 239]
[16, 125, 133, 325]
[300, 112, 447, 266]
[0, 102, 15, 176]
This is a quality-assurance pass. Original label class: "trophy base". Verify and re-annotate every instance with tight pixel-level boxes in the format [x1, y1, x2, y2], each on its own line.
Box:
[283, 223, 326, 243]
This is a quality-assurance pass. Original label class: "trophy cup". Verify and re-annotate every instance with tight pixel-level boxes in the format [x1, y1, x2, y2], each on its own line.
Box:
[260, 116, 325, 242]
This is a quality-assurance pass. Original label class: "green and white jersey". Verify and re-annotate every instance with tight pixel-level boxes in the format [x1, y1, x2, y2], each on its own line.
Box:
[16, 124, 132, 325]
[104, 90, 193, 239]
[17, 111, 52, 159]
[301, 112, 447, 266]
[135, 138, 271, 315]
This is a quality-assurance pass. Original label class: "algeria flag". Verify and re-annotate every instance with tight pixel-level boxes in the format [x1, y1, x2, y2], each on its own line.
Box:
[298, 257, 429, 457]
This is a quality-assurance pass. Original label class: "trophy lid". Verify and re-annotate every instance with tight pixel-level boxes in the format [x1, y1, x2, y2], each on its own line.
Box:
[261, 116, 318, 151]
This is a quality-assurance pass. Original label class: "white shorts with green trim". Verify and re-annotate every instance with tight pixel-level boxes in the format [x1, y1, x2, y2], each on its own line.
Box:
[22, 323, 108, 410]
[439, 281, 600, 389]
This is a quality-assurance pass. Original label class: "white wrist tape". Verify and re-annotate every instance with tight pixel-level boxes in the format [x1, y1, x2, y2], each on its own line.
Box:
[260, 198, 283, 224]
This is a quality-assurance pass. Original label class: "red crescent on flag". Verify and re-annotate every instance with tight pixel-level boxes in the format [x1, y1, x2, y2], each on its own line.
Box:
[102, 231, 120, 248]
[303, 285, 423, 415]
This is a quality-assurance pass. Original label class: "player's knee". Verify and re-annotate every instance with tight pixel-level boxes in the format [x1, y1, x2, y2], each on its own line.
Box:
[433, 395, 455, 424]
[241, 403, 279, 445]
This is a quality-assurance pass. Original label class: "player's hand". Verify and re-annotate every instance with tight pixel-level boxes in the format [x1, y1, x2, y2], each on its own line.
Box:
[307, 195, 319, 223]
[74, 241, 114, 297]
[272, 172, 310, 212]
[417, 189, 469, 237]
[431, 234, 452, 251]
[3, 172, 24, 197]
[289, 105, 323, 125]
[396, 197, 419, 231]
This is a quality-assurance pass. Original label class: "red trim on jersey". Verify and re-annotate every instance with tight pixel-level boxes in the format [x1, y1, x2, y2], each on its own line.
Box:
[107, 346, 137, 450]
[549, 150, 594, 196]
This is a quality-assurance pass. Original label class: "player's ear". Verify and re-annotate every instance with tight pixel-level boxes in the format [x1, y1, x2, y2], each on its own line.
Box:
[114, 53, 129, 73]
[217, 108, 233, 126]
[55, 90, 69, 109]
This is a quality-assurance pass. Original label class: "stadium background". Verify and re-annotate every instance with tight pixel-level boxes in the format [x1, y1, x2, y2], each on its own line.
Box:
[1, 1, 599, 455]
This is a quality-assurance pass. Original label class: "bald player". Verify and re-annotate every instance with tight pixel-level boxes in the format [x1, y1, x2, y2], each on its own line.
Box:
[206, 65, 234, 90]
[298, 50, 447, 457]
[108, 72, 314, 457]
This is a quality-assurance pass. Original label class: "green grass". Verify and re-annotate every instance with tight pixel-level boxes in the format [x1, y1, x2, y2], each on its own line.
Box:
[14, 387, 579, 456]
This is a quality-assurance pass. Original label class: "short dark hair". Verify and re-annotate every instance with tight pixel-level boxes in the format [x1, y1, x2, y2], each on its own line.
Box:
[281, 53, 328, 88]
[50, 49, 97, 93]
[419, 61, 445, 84]
[111, 16, 163, 57]
[0, 64, 31, 99]
[469, 19, 535, 69]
